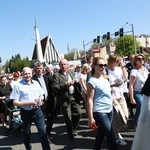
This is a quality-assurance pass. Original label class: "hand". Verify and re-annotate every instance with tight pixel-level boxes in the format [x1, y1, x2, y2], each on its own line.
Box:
[28, 100, 38, 108]
[90, 122, 97, 131]
[0, 96, 6, 100]
[74, 78, 79, 83]
[112, 83, 122, 87]
[88, 117, 95, 127]
[65, 81, 74, 87]
[130, 98, 136, 104]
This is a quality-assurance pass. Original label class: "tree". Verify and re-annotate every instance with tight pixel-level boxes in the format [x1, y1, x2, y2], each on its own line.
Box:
[64, 48, 84, 60]
[114, 35, 140, 56]
[4, 54, 32, 73]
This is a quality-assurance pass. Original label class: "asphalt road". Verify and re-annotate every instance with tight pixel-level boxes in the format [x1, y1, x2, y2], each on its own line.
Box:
[0, 108, 135, 150]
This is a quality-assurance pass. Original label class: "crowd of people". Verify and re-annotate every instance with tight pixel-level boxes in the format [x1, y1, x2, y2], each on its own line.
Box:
[0, 53, 150, 150]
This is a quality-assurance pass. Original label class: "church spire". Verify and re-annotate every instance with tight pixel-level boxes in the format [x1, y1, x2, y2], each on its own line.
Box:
[34, 18, 44, 62]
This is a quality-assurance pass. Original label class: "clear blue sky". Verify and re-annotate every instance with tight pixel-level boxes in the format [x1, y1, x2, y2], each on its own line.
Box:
[0, 0, 150, 64]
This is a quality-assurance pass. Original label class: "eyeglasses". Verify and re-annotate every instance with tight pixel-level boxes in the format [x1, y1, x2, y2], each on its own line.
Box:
[9, 78, 13, 80]
[97, 64, 107, 67]
[137, 57, 144, 61]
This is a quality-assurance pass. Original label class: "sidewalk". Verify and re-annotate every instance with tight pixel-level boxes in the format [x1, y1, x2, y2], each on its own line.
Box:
[0, 108, 135, 150]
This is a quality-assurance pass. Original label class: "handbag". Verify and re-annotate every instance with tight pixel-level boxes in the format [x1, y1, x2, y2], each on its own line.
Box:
[112, 105, 127, 133]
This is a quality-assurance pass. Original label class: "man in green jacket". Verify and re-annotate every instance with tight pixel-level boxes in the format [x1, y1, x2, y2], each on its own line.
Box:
[53, 59, 82, 141]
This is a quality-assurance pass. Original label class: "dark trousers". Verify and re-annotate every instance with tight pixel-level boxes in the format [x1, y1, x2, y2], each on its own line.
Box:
[93, 111, 118, 150]
[45, 100, 56, 135]
[21, 108, 50, 150]
[46, 112, 55, 135]
[61, 96, 82, 136]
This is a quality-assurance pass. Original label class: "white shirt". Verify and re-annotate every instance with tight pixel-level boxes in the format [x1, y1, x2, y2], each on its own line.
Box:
[107, 67, 124, 99]
[130, 68, 149, 92]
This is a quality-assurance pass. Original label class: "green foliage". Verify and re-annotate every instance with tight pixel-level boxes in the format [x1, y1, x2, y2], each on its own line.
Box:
[4, 54, 32, 73]
[64, 49, 84, 60]
[114, 35, 140, 56]
[64, 52, 74, 60]
[91, 38, 113, 49]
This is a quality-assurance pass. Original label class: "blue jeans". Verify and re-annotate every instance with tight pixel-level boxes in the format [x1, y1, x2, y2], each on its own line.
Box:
[21, 107, 50, 150]
[93, 111, 118, 150]
[134, 91, 143, 125]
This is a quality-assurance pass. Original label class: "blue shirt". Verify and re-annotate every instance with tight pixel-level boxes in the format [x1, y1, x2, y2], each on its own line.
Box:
[10, 79, 45, 110]
[88, 76, 113, 113]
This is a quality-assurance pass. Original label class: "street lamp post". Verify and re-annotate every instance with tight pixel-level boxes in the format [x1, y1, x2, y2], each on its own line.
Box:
[131, 24, 136, 54]
[83, 41, 86, 62]
[83, 40, 93, 63]
[122, 22, 129, 51]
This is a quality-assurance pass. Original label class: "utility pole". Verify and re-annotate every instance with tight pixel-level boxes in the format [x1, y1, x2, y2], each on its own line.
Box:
[83, 40, 93, 63]
[83, 41, 86, 62]
[131, 24, 136, 54]
[67, 42, 69, 54]
[122, 22, 128, 51]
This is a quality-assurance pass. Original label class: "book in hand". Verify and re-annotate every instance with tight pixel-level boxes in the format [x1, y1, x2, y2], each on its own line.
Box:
[114, 78, 123, 85]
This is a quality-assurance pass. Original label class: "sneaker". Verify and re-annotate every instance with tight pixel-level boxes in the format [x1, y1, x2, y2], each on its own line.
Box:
[116, 138, 127, 146]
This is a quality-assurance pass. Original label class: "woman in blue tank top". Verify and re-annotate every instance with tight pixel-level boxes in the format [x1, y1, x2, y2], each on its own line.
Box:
[87, 57, 118, 150]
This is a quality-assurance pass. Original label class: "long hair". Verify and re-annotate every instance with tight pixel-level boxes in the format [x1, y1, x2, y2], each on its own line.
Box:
[91, 57, 104, 76]
[107, 55, 118, 68]
[132, 54, 145, 68]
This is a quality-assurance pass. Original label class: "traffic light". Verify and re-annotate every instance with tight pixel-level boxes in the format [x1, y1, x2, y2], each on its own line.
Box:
[119, 28, 124, 37]
[102, 34, 107, 39]
[97, 36, 100, 43]
[107, 32, 110, 40]
[0, 57, 1, 63]
[115, 31, 119, 36]
[93, 38, 97, 43]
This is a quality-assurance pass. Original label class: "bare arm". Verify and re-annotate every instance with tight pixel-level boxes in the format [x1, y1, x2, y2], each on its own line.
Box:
[122, 67, 128, 81]
[120, 58, 128, 80]
[129, 76, 136, 104]
[80, 78, 87, 94]
[87, 83, 95, 127]
[13, 100, 37, 107]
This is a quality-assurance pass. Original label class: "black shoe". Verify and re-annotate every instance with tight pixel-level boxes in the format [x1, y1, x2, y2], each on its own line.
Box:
[73, 130, 78, 136]
[68, 134, 74, 141]
[48, 134, 54, 140]
[47, 134, 54, 143]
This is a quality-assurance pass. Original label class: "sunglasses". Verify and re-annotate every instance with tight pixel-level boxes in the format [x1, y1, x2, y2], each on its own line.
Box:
[9, 78, 13, 80]
[137, 57, 144, 61]
[129, 58, 133, 60]
[97, 64, 107, 67]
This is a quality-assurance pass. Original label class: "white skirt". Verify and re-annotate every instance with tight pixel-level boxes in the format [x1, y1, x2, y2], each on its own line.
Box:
[131, 95, 150, 150]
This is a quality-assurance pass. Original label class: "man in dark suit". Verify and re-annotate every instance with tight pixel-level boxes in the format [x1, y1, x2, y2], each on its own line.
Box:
[53, 59, 82, 141]
[32, 62, 55, 142]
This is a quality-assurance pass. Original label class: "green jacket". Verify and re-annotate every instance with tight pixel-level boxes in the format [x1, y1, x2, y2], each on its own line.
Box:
[53, 70, 83, 105]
